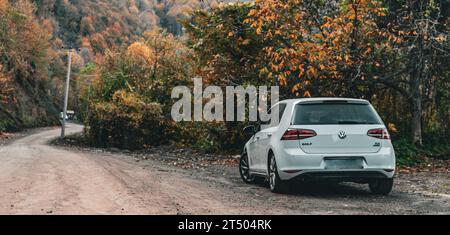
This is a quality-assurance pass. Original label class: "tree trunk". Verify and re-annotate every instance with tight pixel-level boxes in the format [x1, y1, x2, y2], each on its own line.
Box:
[410, 64, 423, 146]
[410, 30, 425, 146]
[411, 95, 423, 146]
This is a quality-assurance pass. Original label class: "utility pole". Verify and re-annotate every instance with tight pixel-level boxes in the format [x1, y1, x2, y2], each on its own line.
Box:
[61, 49, 73, 138]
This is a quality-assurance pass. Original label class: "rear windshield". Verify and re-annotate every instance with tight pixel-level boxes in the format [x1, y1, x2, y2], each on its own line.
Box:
[293, 103, 382, 125]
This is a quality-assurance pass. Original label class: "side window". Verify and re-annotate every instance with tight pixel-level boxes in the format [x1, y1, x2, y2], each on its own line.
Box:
[269, 103, 287, 128]
[259, 107, 272, 128]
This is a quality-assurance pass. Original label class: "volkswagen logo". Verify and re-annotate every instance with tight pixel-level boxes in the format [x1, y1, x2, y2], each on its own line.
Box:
[338, 131, 347, 139]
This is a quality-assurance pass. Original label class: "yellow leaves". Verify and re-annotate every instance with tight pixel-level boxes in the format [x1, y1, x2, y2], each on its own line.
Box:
[292, 83, 302, 93]
[256, 27, 262, 35]
[298, 64, 305, 77]
[278, 74, 287, 86]
[332, 37, 340, 46]
[0, 0, 8, 10]
[127, 42, 153, 63]
[345, 22, 353, 31]
[306, 66, 317, 78]
[0, 70, 15, 104]
[434, 34, 446, 43]
[344, 55, 351, 63]
[318, 50, 327, 59]
[227, 31, 234, 37]
[271, 63, 281, 72]
[388, 123, 398, 133]
[313, 33, 324, 41]
[241, 39, 251, 45]
[248, 8, 257, 17]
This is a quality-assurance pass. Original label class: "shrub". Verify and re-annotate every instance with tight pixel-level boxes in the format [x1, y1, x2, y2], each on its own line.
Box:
[86, 90, 165, 150]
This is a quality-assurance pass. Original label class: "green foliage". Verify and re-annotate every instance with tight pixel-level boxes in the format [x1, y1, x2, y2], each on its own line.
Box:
[394, 138, 450, 166]
[178, 3, 275, 152]
[86, 90, 166, 149]
[84, 28, 193, 150]
[183, 3, 271, 86]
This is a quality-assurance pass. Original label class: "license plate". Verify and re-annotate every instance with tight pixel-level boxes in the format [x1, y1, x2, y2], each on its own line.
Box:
[324, 158, 363, 170]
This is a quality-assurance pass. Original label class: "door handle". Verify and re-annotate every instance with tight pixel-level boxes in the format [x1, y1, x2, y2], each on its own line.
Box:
[256, 136, 260, 140]
[267, 134, 272, 137]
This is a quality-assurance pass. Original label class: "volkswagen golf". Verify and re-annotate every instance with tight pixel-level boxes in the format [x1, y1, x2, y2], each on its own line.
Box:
[239, 98, 396, 195]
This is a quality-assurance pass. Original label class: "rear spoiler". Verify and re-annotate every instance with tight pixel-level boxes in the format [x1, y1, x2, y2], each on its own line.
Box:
[297, 99, 369, 105]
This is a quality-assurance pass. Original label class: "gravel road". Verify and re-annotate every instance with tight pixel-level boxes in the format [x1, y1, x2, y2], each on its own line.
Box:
[0, 124, 449, 214]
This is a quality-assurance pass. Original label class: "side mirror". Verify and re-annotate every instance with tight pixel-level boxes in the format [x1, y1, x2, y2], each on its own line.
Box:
[243, 125, 256, 137]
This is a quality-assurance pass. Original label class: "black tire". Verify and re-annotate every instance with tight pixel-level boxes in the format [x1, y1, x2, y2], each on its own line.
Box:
[268, 153, 290, 193]
[369, 178, 394, 195]
[239, 153, 254, 183]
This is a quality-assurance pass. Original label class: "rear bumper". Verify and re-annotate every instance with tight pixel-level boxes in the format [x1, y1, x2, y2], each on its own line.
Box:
[276, 146, 396, 181]
[289, 169, 393, 182]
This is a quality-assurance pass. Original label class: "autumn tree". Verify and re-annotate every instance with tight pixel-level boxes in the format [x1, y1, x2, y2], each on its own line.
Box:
[85, 28, 194, 149]
[183, 2, 277, 150]
[245, 0, 448, 145]
[0, 0, 58, 131]
[96, 28, 193, 106]
[381, 0, 449, 145]
[246, 0, 398, 96]
[184, 2, 270, 86]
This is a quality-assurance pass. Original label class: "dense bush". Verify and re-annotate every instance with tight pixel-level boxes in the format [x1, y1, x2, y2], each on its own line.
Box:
[86, 90, 166, 149]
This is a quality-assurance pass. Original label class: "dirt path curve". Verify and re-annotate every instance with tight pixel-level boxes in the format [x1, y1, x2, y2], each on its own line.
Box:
[0, 124, 449, 215]
[0, 124, 270, 214]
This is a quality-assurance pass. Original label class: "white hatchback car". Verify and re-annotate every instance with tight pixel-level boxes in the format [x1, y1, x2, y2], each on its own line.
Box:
[240, 98, 396, 195]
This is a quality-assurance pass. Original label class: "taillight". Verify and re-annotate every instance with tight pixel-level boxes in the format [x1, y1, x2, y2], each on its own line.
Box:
[367, 128, 390, 139]
[281, 129, 317, 140]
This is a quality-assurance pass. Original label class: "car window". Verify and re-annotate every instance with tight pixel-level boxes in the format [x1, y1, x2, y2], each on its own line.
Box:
[259, 103, 287, 130]
[269, 103, 287, 128]
[260, 107, 272, 127]
[293, 103, 382, 125]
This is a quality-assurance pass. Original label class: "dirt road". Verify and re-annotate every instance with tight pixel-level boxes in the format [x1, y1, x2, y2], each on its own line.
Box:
[0, 124, 449, 214]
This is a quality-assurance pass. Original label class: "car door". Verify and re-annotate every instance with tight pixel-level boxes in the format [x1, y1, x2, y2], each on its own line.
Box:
[253, 103, 287, 172]
[246, 130, 259, 170]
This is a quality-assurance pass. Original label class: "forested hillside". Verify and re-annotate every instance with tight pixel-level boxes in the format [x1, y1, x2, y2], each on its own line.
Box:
[33, 0, 229, 53]
[0, 0, 58, 131]
[0, 0, 225, 131]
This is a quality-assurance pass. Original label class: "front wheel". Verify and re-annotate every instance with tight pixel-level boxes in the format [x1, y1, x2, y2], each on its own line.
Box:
[269, 153, 289, 193]
[239, 153, 254, 183]
[369, 178, 394, 195]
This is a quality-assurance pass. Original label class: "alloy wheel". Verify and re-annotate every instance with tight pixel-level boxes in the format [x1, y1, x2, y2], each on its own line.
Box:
[239, 153, 253, 183]
[269, 156, 276, 191]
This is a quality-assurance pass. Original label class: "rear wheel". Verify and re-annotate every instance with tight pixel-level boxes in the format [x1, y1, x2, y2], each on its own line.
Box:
[239, 153, 254, 183]
[269, 153, 289, 193]
[369, 178, 394, 195]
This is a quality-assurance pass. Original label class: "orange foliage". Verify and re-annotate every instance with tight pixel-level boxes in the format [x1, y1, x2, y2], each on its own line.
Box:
[246, 0, 396, 96]
[127, 42, 154, 64]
